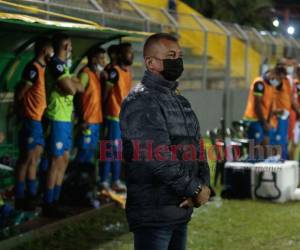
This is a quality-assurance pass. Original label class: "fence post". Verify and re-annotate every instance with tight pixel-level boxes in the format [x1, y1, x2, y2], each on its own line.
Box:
[252, 28, 267, 69]
[127, 0, 150, 32]
[192, 14, 208, 90]
[161, 8, 178, 34]
[235, 23, 250, 87]
[214, 20, 232, 128]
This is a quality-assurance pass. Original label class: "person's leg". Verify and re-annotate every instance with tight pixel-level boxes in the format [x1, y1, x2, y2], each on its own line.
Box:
[26, 120, 45, 198]
[282, 118, 289, 160]
[100, 120, 113, 188]
[248, 121, 264, 145]
[75, 124, 100, 164]
[53, 122, 73, 202]
[90, 124, 100, 162]
[134, 226, 172, 250]
[15, 120, 44, 209]
[168, 223, 188, 250]
[15, 157, 28, 210]
[38, 155, 48, 195]
[110, 120, 125, 192]
[44, 155, 64, 204]
[43, 121, 67, 216]
[274, 117, 289, 159]
[75, 124, 92, 164]
[15, 120, 31, 205]
[292, 121, 300, 160]
[247, 121, 265, 160]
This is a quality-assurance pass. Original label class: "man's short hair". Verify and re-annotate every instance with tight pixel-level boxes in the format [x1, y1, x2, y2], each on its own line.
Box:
[87, 47, 105, 62]
[274, 64, 287, 76]
[118, 42, 132, 55]
[52, 33, 70, 53]
[143, 33, 178, 58]
[107, 44, 119, 57]
[34, 37, 52, 55]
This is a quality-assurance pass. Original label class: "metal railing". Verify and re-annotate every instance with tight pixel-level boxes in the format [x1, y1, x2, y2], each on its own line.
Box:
[1, 0, 300, 91]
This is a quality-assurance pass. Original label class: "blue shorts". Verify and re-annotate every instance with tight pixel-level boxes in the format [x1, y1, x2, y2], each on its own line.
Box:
[19, 119, 44, 150]
[49, 120, 72, 157]
[274, 118, 289, 145]
[270, 117, 289, 159]
[77, 124, 100, 150]
[246, 121, 275, 144]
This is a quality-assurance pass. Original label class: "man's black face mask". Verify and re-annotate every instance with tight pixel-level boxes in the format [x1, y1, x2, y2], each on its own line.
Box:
[161, 57, 184, 81]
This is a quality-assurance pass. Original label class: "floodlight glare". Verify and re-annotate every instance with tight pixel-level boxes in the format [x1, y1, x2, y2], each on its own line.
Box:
[287, 26, 295, 35]
[273, 19, 279, 27]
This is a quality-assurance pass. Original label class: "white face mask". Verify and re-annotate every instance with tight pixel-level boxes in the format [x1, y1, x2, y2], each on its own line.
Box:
[287, 66, 294, 75]
[66, 58, 72, 68]
[66, 48, 72, 59]
[270, 78, 280, 87]
[97, 64, 103, 72]
[50, 52, 54, 58]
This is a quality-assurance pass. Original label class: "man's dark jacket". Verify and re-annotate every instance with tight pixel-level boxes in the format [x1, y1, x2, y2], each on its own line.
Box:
[120, 70, 210, 231]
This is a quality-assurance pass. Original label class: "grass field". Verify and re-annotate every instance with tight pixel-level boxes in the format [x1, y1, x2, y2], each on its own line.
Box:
[10, 141, 300, 250]
[12, 196, 300, 250]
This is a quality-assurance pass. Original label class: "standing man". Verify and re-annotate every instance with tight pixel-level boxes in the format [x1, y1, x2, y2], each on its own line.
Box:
[243, 66, 287, 146]
[75, 47, 105, 164]
[270, 66, 290, 159]
[120, 33, 210, 250]
[15, 37, 53, 211]
[105, 44, 119, 71]
[290, 66, 300, 159]
[100, 43, 133, 192]
[43, 33, 84, 217]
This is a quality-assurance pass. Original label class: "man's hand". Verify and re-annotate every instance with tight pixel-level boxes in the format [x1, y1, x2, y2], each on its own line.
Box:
[75, 82, 85, 93]
[271, 109, 284, 117]
[71, 76, 85, 93]
[262, 121, 272, 133]
[80, 122, 89, 131]
[193, 185, 211, 208]
[179, 197, 194, 208]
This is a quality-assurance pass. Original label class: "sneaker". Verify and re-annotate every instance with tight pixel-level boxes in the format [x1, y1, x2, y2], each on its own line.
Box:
[111, 180, 126, 193]
[99, 181, 110, 192]
[42, 203, 68, 219]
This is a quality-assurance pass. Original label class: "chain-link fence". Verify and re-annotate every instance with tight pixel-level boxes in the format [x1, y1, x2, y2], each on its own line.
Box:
[1, 0, 300, 91]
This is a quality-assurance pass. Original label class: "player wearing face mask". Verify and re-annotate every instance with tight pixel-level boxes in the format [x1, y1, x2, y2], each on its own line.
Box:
[14, 37, 53, 211]
[74, 47, 106, 164]
[269, 64, 290, 159]
[100, 42, 133, 193]
[43, 33, 84, 217]
[288, 66, 300, 159]
[243, 66, 287, 146]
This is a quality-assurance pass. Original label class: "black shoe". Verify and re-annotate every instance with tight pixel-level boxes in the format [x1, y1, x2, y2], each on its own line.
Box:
[14, 198, 25, 211]
[23, 196, 39, 211]
[42, 203, 68, 219]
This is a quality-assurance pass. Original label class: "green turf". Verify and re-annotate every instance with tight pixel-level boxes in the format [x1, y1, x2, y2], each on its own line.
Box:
[10, 140, 300, 250]
[10, 198, 300, 250]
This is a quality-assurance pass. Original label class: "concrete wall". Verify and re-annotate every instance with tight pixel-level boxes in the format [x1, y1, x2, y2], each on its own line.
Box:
[181, 89, 249, 133]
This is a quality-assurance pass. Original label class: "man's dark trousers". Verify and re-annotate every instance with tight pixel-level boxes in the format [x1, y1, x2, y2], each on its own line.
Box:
[134, 223, 187, 250]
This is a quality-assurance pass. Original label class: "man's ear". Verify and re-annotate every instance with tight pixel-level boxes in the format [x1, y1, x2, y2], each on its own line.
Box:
[64, 43, 69, 51]
[145, 56, 153, 70]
